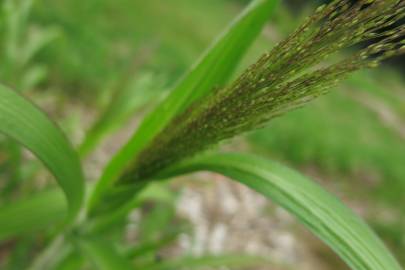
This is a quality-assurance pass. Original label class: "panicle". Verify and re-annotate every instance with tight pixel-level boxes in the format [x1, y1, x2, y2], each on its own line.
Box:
[121, 0, 405, 182]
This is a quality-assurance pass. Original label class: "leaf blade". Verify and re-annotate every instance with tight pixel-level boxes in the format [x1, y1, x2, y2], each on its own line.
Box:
[0, 84, 85, 223]
[89, 0, 280, 209]
[159, 153, 402, 270]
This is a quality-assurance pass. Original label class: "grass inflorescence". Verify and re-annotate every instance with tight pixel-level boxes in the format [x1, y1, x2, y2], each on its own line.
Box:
[122, 0, 405, 182]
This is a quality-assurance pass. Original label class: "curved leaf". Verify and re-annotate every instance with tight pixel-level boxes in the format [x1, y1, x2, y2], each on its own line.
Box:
[158, 153, 402, 270]
[89, 0, 280, 209]
[0, 84, 85, 222]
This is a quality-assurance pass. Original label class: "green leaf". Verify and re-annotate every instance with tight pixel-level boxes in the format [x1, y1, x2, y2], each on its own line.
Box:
[158, 153, 402, 270]
[89, 0, 280, 210]
[0, 84, 85, 223]
[0, 190, 66, 241]
[78, 238, 133, 270]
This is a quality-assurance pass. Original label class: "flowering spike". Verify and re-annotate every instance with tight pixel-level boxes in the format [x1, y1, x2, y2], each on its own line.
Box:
[121, 0, 405, 182]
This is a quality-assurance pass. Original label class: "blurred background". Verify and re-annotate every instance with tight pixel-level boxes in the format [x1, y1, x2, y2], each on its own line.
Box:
[0, 0, 404, 269]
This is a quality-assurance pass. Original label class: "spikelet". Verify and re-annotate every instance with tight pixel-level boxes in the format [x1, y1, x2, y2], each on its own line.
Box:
[121, 0, 405, 182]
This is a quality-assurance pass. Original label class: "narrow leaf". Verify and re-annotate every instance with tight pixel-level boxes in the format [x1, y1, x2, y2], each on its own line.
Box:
[0, 84, 85, 222]
[0, 190, 66, 241]
[158, 153, 402, 270]
[89, 0, 280, 209]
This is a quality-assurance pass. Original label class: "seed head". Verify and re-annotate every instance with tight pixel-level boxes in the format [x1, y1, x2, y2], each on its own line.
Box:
[121, 0, 405, 182]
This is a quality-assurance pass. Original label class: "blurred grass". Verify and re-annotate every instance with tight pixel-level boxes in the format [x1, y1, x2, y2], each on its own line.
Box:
[0, 0, 404, 268]
[27, 0, 239, 101]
